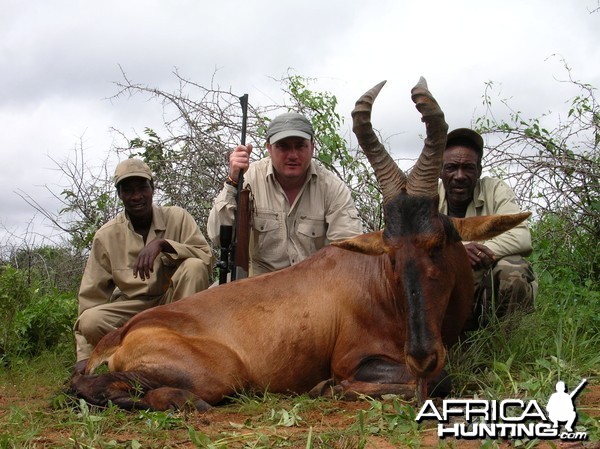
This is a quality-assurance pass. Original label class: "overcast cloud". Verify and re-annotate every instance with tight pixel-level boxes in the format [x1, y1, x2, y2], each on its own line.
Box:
[1, 0, 599, 246]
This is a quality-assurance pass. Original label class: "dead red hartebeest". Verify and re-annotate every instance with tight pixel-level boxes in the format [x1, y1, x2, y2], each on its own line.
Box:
[70, 78, 530, 411]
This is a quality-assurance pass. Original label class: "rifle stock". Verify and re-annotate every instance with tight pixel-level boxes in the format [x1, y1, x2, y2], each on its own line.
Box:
[233, 187, 250, 280]
[217, 225, 232, 284]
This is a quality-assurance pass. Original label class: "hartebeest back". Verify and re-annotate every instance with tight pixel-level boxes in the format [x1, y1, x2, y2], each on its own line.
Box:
[70, 78, 530, 411]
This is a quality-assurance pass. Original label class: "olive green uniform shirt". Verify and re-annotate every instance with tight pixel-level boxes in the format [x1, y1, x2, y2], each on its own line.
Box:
[208, 158, 363, 276]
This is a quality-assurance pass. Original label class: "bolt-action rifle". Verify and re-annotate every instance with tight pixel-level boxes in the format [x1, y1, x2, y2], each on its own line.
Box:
[218, 94, 251, 283]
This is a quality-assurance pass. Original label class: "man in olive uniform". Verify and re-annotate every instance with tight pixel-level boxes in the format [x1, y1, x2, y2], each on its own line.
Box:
[438, 128, 537, 327]
[73, 158, 213, 373]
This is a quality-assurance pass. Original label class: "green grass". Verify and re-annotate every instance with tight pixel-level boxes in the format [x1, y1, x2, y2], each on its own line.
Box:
[449, 276, 600, 398]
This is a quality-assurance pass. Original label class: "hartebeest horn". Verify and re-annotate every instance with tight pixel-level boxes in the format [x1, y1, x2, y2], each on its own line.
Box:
[351, 80, 407, 205]
[351, 78, 448, 203]
[407, 77, 448, 197]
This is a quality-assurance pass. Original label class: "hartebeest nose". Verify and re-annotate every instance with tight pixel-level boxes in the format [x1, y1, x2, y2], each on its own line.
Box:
[406, 345, 445, 379]
[408, 352, 436, 374]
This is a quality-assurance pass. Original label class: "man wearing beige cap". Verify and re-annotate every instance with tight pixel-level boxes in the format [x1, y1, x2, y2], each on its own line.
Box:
[73, 158, 213, 374]
[438, 128, 537, 328]
[208, 112, 362, 276]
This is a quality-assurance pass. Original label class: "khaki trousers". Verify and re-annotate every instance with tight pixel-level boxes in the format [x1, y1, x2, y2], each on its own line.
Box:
[74, 258, 209, 361]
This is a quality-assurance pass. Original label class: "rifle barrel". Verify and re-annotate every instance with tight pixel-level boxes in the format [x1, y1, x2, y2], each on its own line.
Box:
[239, 94, 248, 146]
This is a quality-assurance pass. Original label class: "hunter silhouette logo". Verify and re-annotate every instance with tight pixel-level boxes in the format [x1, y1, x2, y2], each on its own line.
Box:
[546, 378, 587, 433]
[416, 378, 588, 441]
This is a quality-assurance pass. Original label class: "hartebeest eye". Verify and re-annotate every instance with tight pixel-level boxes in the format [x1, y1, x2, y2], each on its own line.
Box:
[426, 266, 441, 279]
[416, 233, 445, 256]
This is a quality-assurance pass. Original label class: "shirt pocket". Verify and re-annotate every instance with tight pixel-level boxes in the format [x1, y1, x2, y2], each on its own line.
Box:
[252, 213, 282, 260]
[296, 216, 326, 255]
[254, 215, 280, 233]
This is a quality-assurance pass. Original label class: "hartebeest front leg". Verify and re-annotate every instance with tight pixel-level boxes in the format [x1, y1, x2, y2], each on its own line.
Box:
[309, 358, 416, 399]
[309, 357, 451, 402]
[341, 357, 418, 400]
[307, 378, 415, 400]
[308, 357, 416, 400]
[337, 376, 450, 403]
[143, 387, 212, 411]
[70, 371, 212, 411]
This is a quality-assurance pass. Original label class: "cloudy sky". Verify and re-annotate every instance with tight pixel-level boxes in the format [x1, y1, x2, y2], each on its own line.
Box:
[1, 0, 599, 246]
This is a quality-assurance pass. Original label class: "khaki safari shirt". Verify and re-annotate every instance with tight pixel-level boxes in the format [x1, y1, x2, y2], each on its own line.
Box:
[438, 176, 532, 258]
[78, 205, 213, 314]
[208, 158, 363, 276]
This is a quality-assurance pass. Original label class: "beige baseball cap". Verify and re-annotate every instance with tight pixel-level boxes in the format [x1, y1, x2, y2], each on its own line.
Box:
[266, 112, 314, 144]
[114, 158, 153, 186]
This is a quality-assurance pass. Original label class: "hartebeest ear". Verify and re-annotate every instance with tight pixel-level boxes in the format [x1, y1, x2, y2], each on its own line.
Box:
[451, 212, 531, 241]
[332, 231, 386, 255]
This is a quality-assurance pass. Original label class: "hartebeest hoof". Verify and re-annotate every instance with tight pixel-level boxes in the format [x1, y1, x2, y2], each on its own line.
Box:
[143, 387, 212, 412]
[308, 379, 344, 399]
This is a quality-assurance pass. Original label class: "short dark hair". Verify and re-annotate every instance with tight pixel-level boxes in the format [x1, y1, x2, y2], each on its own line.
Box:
[446, 136, 482, 157]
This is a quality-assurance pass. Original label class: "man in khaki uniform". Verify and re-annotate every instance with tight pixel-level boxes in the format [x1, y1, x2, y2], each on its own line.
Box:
[208, 112, 363, 276]
[438, 128, 537, 328]
[73, 158, 213, 373]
